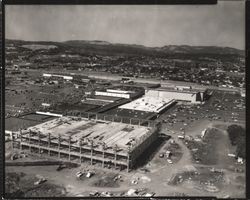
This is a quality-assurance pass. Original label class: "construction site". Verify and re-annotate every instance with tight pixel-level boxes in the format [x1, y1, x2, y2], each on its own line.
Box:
[5, 70, 246, 198]
[10, 114, 160, 172]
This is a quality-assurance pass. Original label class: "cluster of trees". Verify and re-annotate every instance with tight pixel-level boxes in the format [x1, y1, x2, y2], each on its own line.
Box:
[227, 124, 246, 159]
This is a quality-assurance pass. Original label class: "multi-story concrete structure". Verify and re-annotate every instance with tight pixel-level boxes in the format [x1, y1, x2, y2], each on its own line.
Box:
[11, 116, 159, 172]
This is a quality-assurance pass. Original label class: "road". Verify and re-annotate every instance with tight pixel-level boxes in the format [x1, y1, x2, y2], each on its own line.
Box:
[21, 68, 243, 93]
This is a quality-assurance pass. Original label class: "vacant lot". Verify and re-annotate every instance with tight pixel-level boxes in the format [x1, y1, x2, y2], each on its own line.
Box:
[5, 172, 67, 198]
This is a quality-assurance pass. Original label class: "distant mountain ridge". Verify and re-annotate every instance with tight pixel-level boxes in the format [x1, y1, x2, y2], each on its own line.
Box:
[6, 39, 244, 57]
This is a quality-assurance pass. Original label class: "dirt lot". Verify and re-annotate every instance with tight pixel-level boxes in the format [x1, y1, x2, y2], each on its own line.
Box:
[5, 172, 67, 198]
[147, 138, 183, 168]
[91, 172, 120, 188]
[185, 128, 223, 165]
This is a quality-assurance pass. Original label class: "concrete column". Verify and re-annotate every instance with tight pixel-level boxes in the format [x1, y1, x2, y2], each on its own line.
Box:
[114, 151, 117, 169]
[102, 150, 105, 168]
[129, 118, 132, 125]
[48, 133, 51, 156]
[68, 136, 71, 161]
[201, 92, 204, 102]
[38, 132, 41, 155]
[127, 154, 130, 173]
[11, 132, 14, 150]
[29, 131, 31, 152]
[79, 140, 82, 163]
[90, 140, 93, 165]
[58, 135, 61, 159]
[87, 113, 90, 120]
[20, 130, 23, 150]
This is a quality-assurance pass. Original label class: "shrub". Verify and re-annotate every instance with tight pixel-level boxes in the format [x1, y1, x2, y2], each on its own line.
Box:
[227, 124, 245, 159]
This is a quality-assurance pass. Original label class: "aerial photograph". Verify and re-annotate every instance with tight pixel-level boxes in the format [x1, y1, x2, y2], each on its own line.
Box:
[4, 1, 246, 198]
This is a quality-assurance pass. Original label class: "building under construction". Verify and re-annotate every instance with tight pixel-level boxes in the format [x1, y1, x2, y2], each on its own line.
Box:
[11, 115, 160, 172]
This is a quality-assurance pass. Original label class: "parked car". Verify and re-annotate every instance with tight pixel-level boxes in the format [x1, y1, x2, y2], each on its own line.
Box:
[159, 153, 164, 158]
[76, 171, 84, 178]
[167, 159, 173, 164]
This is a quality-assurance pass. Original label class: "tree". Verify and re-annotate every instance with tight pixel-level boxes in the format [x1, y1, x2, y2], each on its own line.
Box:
[227, 124, 245, 145]
[236, 136, 246, 159]
[227, 124, 245, 159]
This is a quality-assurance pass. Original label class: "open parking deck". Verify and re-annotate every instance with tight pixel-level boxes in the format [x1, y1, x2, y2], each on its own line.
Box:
[12, 117, 159, 171]
[26, 117, 152, 150]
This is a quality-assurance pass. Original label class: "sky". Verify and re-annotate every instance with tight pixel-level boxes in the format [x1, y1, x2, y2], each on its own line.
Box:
[5, 1, 245, 50]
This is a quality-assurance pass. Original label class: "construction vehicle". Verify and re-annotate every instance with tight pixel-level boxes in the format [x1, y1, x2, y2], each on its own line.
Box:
[34, 177, 47, 185]
[76, 171, 84, 178]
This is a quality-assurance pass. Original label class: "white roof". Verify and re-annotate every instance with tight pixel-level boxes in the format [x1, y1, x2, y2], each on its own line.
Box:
[119, 96, 175, 113]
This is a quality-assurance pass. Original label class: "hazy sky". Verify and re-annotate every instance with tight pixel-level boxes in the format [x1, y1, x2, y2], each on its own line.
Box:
[5, 1, 245, 49]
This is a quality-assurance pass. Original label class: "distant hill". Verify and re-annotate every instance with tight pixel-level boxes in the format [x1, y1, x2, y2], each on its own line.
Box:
[154, 45, 244, 55]
[6, 39, 244, 57]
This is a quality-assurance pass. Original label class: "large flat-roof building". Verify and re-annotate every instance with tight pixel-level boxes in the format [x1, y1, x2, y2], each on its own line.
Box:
[95, 86, 144, 100]
[145, 86, 208, 103]
[43, 73, 73, 80]
[119, 96, 175, 113]
[12, 116, 159, 172]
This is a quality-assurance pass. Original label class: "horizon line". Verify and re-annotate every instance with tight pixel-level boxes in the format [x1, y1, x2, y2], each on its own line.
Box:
[5, 38, 245, 51]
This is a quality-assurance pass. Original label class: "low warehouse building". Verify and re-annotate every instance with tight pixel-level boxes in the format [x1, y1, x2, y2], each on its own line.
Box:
[95, 86, 144, 100]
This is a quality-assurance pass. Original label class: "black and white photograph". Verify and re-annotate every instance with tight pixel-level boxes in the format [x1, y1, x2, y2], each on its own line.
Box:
[4, 1, 246, 198]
